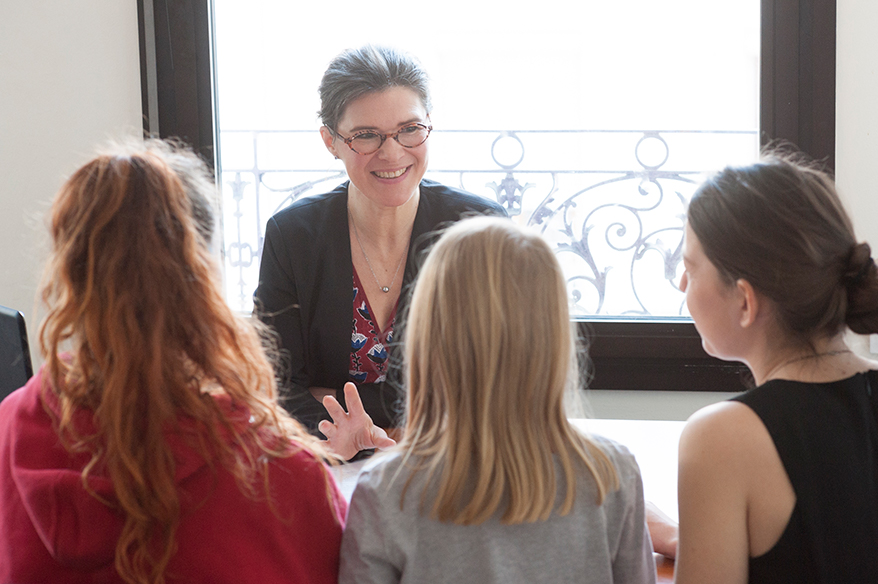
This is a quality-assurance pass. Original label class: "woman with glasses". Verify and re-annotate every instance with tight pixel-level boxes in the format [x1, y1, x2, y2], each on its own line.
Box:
[254, 45, 505, 458]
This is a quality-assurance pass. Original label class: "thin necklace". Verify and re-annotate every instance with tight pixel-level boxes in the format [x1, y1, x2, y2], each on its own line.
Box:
[349, 211, 407, 293]
[773, 349, 853, 375]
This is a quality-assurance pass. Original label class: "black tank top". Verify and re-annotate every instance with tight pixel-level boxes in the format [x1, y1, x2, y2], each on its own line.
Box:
[732, 371, 878, 583]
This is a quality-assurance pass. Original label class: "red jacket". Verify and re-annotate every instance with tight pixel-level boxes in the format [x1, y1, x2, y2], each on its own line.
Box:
[0, 367, 346, 583]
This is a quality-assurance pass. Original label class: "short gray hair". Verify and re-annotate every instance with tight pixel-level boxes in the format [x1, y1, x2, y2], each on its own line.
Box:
[318, 45, 432, 131]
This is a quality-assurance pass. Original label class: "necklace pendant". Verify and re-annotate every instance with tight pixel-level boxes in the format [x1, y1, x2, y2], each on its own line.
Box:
[348, 209, 407, 297]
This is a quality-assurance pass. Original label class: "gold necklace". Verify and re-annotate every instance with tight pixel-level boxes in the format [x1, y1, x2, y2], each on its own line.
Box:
[349, 211, 407, 294]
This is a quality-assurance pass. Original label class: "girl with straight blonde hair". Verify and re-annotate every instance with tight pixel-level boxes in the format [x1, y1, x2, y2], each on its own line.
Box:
[339, 216, 656, 584]
[0, 140, 346, 584]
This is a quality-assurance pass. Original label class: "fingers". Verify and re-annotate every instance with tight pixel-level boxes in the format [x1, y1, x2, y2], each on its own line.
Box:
[322, 394, 347, 423]
[317, 419, 337, 439]
[343, 382, 367, 417]
[320, 382, 395, 458]
[370, 424, 397, 449]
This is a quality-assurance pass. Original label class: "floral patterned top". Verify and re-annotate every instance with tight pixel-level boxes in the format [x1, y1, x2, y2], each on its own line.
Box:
[349, 268, 397, 384]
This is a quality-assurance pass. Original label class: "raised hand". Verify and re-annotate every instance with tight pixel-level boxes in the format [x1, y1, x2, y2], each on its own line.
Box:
[318, 382, 396, 460]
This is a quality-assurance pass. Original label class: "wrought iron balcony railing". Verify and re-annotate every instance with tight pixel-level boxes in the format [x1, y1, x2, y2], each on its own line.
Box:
[219, 128, 758, 314]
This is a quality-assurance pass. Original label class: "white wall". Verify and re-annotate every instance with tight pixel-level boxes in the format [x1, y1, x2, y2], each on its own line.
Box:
[837, 2, 878, 257]
[0, 3, 874, 419]
[836, 1, 878, 364]
[0, 2, 142, 360]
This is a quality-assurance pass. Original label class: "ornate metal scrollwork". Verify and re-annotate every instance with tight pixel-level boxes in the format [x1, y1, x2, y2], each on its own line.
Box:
[219, 128, 756, 314]
[484, 132, 534, 216]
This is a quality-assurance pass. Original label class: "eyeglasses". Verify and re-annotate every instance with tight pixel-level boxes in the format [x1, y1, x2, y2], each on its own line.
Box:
[333, 123, 432, 155]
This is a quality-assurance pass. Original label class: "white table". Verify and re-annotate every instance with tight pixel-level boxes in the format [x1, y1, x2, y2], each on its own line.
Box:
[331, 418, 684, 522]
[573, 418, 683, 522]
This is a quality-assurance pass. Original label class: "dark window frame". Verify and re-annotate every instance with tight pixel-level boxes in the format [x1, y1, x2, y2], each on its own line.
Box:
[137, 0, 836, 393]
[137, 0, 217, 168]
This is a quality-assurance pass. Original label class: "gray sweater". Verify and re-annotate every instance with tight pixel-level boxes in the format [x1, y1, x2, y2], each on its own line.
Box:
[339, 435, 656, 584]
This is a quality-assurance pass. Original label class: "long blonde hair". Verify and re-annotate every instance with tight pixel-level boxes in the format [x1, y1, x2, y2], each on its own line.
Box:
[38, 140, 332, 584]
[401, 217, 618, 525]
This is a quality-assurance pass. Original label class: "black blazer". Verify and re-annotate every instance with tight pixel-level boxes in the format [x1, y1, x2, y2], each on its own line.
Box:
[255, 179, 506, 431]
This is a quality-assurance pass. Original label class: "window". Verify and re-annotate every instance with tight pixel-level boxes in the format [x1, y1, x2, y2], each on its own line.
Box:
[213, 0, 762, 316]
[137, 0, 836, 391]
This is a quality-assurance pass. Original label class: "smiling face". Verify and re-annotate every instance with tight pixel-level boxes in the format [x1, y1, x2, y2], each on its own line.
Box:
[680, 223, 746, 361]
[321, 86, 430, 210]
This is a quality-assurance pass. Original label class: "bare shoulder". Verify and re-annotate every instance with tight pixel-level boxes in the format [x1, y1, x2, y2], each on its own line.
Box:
[681, 400, 767, 459]
[679, 399, 781, 499]
[675, 400, 771, 584]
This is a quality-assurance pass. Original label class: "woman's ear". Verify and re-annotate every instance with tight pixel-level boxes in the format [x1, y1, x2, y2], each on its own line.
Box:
[319, 126, 339, 159]
[736, 278, 761, 328]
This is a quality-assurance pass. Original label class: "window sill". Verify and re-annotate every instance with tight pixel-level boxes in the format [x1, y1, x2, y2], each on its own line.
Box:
[577, 317, 751, 392]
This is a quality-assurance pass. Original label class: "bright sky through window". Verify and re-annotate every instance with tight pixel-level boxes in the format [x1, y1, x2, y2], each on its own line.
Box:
[214, 0, 759, 315]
